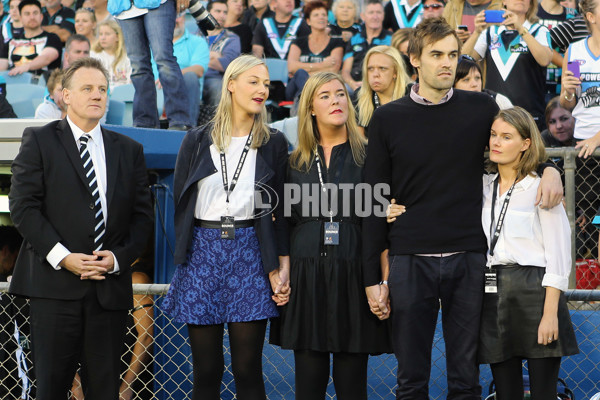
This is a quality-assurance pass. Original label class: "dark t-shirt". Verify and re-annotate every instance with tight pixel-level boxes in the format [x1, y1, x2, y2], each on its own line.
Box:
[242, 6, 275, 34]
[0, 30, 62, 74]
[227, 23, 254, 54]
[329, 22, 362, 41]
[252, 16, 311, 59]
[42, 6, 75, 35]
[291, 35, 344, 63]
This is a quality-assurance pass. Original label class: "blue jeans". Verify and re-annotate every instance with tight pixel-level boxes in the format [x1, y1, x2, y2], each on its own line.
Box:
[118, 0, 191, 128]
[202, 75, 223, 106]
[183, 71, 200, 126]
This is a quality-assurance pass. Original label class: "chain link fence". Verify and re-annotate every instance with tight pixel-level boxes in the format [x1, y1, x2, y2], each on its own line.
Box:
[0, 284, 599, 399]
[0, 150, 598, 399]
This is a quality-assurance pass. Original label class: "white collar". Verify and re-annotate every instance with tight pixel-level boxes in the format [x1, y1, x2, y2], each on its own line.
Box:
[66, 115, 102, 145]
[486, 172, 538, 191]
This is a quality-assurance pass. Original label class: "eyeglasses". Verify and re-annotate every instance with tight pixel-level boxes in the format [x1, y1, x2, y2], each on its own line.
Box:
[459, 54, 476, 62]
[423, 4, 443, 9]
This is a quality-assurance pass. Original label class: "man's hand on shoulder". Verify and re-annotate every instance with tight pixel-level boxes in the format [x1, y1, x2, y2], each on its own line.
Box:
[60, 253, 107, 280]
[537, 167, 564, 209]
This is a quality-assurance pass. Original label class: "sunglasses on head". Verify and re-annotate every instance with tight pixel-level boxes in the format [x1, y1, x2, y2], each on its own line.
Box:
[423, 3, 443, 9]
[459, 54, 476, 62]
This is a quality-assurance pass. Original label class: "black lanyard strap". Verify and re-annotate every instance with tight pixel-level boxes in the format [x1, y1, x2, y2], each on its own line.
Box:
[220, 133, 253, 204]
[489, 177, 517, 258]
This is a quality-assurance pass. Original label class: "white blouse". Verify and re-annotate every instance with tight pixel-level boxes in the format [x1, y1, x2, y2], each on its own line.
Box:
[194, 135, 257, 221]
[481, 173, 571, 291]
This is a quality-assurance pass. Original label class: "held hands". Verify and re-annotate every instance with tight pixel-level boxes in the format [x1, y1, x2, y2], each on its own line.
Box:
[365, 284, 390, 320]
[269, 256, 291, 306]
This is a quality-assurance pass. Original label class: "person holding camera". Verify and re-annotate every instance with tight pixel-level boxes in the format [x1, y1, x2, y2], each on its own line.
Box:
[462, 0, 553, 130]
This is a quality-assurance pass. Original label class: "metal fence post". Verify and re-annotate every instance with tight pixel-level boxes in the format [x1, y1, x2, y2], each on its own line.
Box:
[563, 150, 577, 289]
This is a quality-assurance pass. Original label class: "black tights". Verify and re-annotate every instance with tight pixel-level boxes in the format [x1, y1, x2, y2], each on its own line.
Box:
[188, 320, 267, 400]
[491, 357, 561, 400]
[294, 350, 368, 400]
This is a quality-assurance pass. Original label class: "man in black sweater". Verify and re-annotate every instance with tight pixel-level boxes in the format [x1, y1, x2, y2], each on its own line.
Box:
[363, 18, 564, 399]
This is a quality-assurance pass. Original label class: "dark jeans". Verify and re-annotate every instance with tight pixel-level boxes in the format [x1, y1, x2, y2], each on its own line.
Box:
[388, 252, 486, 400]
[285, 69, 309, 101]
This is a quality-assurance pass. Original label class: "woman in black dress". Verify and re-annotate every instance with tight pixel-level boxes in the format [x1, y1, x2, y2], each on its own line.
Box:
[278, 72, 392, 400]
[286, 1, 345, 100]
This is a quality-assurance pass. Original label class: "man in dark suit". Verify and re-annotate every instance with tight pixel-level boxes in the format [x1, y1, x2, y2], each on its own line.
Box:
[8, 57, 153, 400]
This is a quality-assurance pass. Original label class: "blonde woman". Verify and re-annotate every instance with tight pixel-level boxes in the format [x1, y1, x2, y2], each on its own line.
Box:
[462, 0, 553, 129]
[90, 20, 131, 88]
[161, 55, 290, 400]
[75, 7, 97, 46]
[355, 45, 411, 135]
[276, 72, 391, 400]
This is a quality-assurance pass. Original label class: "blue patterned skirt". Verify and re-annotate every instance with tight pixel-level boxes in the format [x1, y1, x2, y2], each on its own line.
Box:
[161, 226, 279, 325]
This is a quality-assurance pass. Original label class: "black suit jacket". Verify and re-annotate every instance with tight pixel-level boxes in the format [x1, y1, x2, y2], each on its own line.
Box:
[8, 119, 153, 310]
[172, 124, 289, 272]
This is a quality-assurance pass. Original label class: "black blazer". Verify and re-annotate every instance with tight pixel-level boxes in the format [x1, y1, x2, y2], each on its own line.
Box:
[8, 119, 154, 310]
[172, 124, 289, 272]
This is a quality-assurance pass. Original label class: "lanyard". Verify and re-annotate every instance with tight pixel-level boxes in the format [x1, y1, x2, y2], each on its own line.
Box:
[220, 133, 253, 206]
[314, 146, 344, 222]
[373, 92, 381, 108]
[489, 177, 517, 258]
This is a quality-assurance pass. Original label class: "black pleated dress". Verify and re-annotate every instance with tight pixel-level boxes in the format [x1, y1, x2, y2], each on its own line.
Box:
[276, 142, 392, 354]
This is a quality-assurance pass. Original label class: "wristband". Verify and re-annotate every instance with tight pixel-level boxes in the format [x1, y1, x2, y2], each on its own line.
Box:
[379, 280, 388, 286]
[564, 92, 575, 102]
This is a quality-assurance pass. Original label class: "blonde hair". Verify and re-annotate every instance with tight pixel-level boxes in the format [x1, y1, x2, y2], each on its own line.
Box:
[75, 7, 97, 35]
[290, 72, 367, 172]
[93, 20, 127, 77]
[391, 28, 413, 52]
[332, 0, 360, 21]
[487, 107, 547, 179]
[210, 55, 271, 151]
[357, 45, 409, 127]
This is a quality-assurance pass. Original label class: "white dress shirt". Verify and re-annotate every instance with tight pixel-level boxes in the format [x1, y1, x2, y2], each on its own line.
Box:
[195, 135, 257, 220]
[46, 116, 119, 273]
[482, 173, 571, 291]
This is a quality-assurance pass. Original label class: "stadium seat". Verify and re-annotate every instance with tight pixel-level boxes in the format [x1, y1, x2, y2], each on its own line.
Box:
[106, 99, 126, 125]
[111, 83, 165, 127]
[6, 84, 46, 118]
[264, 58, 289, 84]
[0, 71, 35, 85]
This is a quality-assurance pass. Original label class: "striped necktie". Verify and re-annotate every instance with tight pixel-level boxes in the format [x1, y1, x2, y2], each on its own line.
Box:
[79, 134, 105, 251]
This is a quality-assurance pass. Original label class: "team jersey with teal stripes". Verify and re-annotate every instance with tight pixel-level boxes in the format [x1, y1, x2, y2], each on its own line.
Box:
[474, 22, 551, 123]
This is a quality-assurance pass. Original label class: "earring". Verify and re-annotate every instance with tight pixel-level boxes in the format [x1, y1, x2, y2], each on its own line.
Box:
[311, 113, 315, 116]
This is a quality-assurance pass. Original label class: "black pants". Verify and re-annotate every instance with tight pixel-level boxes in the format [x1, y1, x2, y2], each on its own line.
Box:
[491, 357, 561, 400]
[29, 286, 128, 400]
[388, 252, 486, 400]
[294, 350, 368, 400]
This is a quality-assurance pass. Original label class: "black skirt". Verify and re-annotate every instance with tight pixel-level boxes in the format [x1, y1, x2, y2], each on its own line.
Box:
[478, 265, 579, 364]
